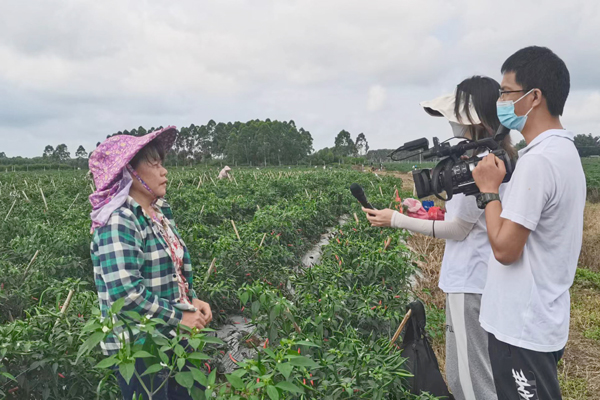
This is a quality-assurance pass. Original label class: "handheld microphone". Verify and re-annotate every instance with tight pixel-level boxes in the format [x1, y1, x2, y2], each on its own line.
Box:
[350, 183, 375, 210]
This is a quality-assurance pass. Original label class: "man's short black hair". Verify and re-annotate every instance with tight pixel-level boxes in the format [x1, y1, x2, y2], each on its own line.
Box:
[501, 46, 570, 116]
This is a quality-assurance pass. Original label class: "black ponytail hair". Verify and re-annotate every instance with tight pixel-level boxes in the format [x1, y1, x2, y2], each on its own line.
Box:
[454, 75, 517, 160]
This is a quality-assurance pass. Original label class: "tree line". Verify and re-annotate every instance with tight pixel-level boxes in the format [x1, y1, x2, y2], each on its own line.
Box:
[1, 120, 374, 169]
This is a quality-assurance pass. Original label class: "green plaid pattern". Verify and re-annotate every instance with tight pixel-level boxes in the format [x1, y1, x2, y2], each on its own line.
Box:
[91, 197, 197, 355]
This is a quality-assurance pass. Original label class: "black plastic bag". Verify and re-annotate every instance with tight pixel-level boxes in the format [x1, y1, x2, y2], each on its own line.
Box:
[400, 300, 454, 399]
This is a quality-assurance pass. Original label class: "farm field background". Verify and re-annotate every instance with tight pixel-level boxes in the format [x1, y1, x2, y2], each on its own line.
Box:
[0, 167, 436, 399]
[1, 159, 600, 399]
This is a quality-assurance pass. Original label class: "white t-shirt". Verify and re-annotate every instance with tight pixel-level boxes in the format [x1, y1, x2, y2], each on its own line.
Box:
[480, 129, 586, 352]
[439, 193, 490, 294]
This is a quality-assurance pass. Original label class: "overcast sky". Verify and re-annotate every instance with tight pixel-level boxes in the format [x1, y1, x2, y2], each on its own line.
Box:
[1, 0, 599, 158]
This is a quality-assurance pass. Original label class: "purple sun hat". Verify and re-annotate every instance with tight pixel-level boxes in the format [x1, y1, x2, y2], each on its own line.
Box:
[88, 126, 177, 232]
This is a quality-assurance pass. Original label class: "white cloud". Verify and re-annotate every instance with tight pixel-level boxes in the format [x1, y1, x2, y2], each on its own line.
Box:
[0, 0, 599, 157]
[367, 85, 387, 112]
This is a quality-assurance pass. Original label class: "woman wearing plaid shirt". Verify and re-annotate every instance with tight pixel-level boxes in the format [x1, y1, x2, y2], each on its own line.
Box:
[89, 127, 211, 399]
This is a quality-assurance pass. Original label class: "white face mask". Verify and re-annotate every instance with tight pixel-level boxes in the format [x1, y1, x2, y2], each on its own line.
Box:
[449, 121, 469, 138]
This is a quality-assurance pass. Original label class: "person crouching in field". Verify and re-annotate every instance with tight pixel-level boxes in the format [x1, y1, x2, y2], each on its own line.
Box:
[217, 165, 232, 180]
[364, 76, 516, 400]
[89, 127, 212, 399]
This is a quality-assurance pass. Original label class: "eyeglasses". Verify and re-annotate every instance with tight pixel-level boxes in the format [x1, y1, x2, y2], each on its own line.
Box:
[498, 89, 525, 98]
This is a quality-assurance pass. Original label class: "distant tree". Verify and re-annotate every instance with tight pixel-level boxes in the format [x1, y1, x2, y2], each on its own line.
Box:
[515, 140, 527, 151]
[574, 133, 600, 157]
[54, 144, 70, 161]
[76, 145, 87, 159]
[43, 145, 55, 158]
[355, 133, 369, 156]
[0, 152, 6, 159]
[334, 130, 355, 157]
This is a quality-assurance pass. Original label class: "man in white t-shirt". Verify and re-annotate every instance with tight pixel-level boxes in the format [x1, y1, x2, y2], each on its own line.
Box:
[472, 46, 586, 400]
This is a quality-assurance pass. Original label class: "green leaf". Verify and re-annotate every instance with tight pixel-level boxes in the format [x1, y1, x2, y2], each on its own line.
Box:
[188, 338, 201, 350]
[225, 374, 245, 390]
[295, 340, 321, 348]
[251, 300, 260, 316]
[122, 310, 143, 321]
[95, 356, 118, 369]
[159, 351, 169, 364]
[175, 371, 195, 389]
[276, 362, 293, 379]
[141, 363, 164, 377]
[191, 386, 206, 400]
[174, 344, 186, 357]
[76, 331, 105, 363]
[275, 381, 304, 394]
[177, 357, 186, 371]
[190, 367, 207, 386]
[240, 292, 249, 305]
[132, 351, 154, 359]
[119, 362, 136, 384]
[0, 372, 16, 381]
[267, 385, 280, 400]
[208, 369, 217, 385]
[264, 348, 276, 359]
[111, 297, 126, 314]
[289, 356, 319, 368]
[198, 336, 224, 345]
[187, 352, 211, 360]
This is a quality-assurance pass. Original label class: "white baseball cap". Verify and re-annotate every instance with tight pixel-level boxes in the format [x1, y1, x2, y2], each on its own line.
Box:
[419, 92, 481, 125]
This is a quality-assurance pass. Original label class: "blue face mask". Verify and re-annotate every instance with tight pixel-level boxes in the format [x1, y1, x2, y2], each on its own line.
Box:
[496, 89, 535, 132]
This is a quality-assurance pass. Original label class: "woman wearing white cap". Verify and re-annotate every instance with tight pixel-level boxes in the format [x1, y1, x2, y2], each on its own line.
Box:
[364, 76, 516, 400]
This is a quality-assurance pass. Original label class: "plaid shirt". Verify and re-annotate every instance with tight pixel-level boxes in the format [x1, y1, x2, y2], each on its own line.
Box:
[91, 196, 197, 355]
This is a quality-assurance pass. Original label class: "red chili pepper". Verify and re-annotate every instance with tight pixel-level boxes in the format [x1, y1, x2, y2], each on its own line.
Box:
[263, 339, 269, 348]
[8, 387, 18, 394]
[336, 238, 341, 244]
[318, 298, 321, 302]
[205, 363, 211, 373]
[220, 350, 225, 355]
[241, 306, 245, 312]
[244, 318, 248, 324]
[58, 373, 65, 379]
[334, 255, 339, 261]
[379, 300, 382, 306]
[257, 378, 260, 383]
[31, 297, 38, 301]
[246, 273, 251, 276]
[394, 295, 400, 299]
[371, 306, 376, 310]
[303, 378, 306, 385]
[298, 348, 301, 354]
[229, 353, 238, 363]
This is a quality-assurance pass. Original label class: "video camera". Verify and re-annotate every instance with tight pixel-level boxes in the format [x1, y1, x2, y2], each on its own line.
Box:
[389, 126, 515, 201]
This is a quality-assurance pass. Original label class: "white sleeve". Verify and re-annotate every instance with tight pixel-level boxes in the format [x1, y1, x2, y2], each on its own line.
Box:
[500, 155, 554, 231]
[391, 211, 476, 241]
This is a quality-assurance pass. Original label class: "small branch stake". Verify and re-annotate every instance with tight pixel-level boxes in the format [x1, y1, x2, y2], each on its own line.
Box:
[390, 309, 412, 347]
[231, 220, 241, 241]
